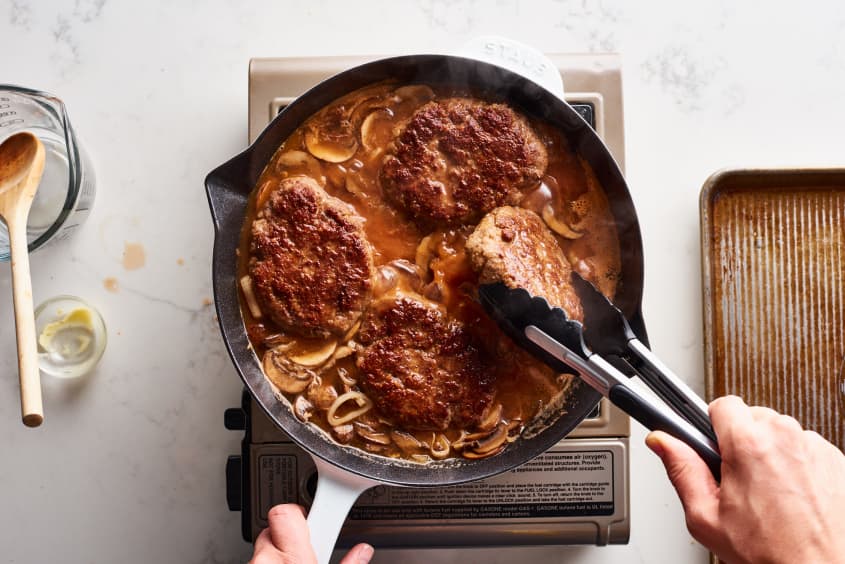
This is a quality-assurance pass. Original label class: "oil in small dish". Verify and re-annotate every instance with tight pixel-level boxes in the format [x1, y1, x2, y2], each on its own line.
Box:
[34, 296, 106, 378]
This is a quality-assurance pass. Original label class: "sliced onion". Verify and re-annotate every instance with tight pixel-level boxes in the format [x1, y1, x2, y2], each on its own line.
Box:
[342, 320, 362, 342]
[239, 275, 262, 319]
[429, 433, 451, 459]
[542, 204, 583, 239]
[327, 391, 373, 426]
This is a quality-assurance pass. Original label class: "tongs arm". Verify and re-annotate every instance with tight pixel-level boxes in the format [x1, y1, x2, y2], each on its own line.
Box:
[626, 339, 716, 442]
[527, 326, 722, 481]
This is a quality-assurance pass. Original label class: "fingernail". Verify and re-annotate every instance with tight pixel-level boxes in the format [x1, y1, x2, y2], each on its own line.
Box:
[358, 544, 374, 564]
[645, 433, 665, 458]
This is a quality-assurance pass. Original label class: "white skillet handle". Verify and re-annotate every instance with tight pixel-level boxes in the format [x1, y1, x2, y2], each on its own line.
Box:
[307, 457, 379, 564]
[454, 36, 565, 99]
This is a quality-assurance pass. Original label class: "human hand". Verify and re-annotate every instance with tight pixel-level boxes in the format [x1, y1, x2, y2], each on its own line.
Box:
[250, 504, 374, 564]
[647, 395, 845, 564]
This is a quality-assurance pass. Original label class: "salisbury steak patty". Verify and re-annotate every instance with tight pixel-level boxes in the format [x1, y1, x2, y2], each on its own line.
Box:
[466, 206, 584, 322]
[356, 293, 495, 431]
[249, 176, 374, 338]
[380, 98, 548, 226]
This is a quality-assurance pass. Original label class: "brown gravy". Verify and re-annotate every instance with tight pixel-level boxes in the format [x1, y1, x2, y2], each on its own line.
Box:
[238, 82, 621, 462]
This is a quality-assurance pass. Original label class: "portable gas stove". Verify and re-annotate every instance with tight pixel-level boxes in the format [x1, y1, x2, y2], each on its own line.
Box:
[225, 52, 631, 548]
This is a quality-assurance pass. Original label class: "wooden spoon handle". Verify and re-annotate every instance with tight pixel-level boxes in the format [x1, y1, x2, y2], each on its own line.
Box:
[7, 213, 43, 427]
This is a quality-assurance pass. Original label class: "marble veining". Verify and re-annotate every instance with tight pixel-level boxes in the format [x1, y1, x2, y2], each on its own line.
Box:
[8, 0, 30, 28]
[2, 2, 845, 563]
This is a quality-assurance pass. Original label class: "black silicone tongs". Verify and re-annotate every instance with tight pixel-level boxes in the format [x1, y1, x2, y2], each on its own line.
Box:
[569, 273, 716, 443]
[478, 281, 722, 480]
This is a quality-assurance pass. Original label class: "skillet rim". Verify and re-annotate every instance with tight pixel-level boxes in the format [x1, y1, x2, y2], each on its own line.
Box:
[205, 53, 645, 487]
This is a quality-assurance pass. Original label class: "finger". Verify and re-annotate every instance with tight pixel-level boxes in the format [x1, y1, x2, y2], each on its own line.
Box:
[646, 431, 719, 535]
[253, 528, 277, 555]
[749, 405, 780, 422]
[338, 543, 375, 564]
[709, 395, 753, 459]
[266, 504, 315, 561]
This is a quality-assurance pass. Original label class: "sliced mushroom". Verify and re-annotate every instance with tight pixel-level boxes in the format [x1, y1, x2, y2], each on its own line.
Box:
[389, 259, 423, 292]
[415, 234, 434, 273]
[360, 107, 395, 151]
[542, 204, 583, 239]
[333, 345, 354, 360]
[505, 419, 523, 443]
[393, 84, 435, 103]
[306, 376, 338, 410]
[373, 264, 399, 297]
[354, 422, 392, 445]
[323, 162, 348, 190]
[263, 347, 315, 394]
[391, 430, 424, 453]
[476, 403, 503, 432]
[304, 105, 359, 163]
[293, 395, 315, 422]
[362, 443, 389, 454]
[467, 422, 509, 455]
[332, 424, 355, 444]
[305, 131, 358, 163]
[288, 339, 337, 367]
[463, 444, 505, 459]
[336, 367, 356, 388]
[411, 454, 432, 464]
[421, 281, 443, 302]
[262, 332, 292, 349]
[275, 151, 325, 184]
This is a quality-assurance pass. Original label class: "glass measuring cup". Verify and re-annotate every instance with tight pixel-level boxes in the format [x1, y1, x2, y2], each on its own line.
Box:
[0, 85, 96, 260]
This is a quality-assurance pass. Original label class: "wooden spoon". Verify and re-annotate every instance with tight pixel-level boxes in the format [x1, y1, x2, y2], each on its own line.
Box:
[0, 132, 46, 427]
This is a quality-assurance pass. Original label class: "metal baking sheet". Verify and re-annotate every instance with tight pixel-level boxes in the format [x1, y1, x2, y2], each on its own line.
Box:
[701, 168, 845, 451]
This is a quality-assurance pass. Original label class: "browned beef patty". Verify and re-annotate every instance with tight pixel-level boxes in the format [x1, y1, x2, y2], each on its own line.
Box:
[249, 176, 374, 338]
[380, 98, 548, 226]
[356, 293, 495, 431]
[466, 206, 584, 322]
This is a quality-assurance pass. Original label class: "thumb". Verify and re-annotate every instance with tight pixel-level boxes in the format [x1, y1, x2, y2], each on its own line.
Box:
[646, 431, 719, 530]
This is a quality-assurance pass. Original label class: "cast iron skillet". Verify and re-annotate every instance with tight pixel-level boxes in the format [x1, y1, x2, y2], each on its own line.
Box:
[206, 54, 647, 561]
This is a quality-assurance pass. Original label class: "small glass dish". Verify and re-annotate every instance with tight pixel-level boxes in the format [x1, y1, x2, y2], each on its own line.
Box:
[34, 295, 106, 378]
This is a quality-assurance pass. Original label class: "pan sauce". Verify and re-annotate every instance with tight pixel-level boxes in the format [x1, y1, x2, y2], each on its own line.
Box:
[239, 82, 621, 462]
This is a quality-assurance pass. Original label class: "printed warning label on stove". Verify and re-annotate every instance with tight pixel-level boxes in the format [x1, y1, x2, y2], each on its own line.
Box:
[258, 455, 298, 516]
[350, 449, 615, 520]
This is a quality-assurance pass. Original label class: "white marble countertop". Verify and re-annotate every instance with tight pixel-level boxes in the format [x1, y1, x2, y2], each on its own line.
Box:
[2, 1, 844, 563]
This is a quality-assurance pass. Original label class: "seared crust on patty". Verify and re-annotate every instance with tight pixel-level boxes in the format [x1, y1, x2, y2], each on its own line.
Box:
[356, 293, 495, 431]
[249, 176, 374, 338]
[380, 98, 548, 226]
[466, 206, 584, 322]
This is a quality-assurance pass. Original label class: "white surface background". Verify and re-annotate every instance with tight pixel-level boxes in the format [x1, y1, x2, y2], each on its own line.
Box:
[2, 1, 844, 563]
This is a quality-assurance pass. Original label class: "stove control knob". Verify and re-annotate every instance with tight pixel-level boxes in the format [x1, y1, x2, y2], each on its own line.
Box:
[226, 455, 243, 511]
[224, 407, 247, 430]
